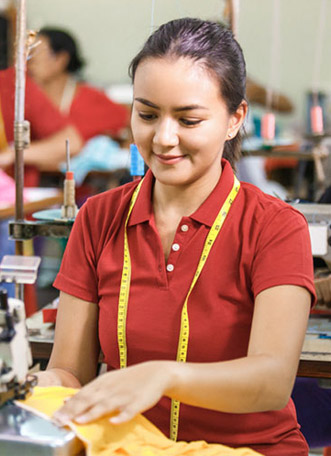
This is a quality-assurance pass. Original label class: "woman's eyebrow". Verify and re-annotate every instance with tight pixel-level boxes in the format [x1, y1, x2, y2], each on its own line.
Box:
[134, 97, 208, 112]
[134, 98, 160, 109]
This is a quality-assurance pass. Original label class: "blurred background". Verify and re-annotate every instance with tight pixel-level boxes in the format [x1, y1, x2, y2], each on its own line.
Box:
[22, 0, 331, 131]
[0, 0, 329, 129]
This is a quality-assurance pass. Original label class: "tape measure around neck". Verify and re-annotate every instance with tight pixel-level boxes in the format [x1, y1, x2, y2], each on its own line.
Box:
[117, 174, 240, 441]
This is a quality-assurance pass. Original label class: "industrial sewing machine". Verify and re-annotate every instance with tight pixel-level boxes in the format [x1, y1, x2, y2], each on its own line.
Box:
[292, 203, 331, 268]
[0, 255, 81, 456]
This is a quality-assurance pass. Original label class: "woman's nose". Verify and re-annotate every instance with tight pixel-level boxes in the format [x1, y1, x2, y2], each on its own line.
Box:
[153, 118, 179, 147]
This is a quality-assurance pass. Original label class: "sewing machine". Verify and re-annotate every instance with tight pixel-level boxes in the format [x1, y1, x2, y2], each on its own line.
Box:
[0, 255, 81, 455]
[291, 203, 331, 268]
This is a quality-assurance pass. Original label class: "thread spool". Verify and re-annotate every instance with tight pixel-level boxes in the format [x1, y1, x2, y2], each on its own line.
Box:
[261, 112, 276, 141]
[61, 171, 77, 219]
[130, 144, 145, 180]
[310, 105, 324, 135]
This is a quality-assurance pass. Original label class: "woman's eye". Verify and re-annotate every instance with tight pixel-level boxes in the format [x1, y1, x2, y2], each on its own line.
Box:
[180, 118, 202, 126]
[138, 112, 157, 121]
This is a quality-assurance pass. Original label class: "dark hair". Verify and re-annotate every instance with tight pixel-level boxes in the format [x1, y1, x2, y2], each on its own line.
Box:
[39, 27, 85, 73]
[129, 18, 246, 168]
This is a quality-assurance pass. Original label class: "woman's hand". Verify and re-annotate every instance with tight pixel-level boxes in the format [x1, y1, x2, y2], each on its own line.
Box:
[0, 148, 15, 168]
[52, 361, 176, 425]
[36, 370, 63, 387]
[36, 368, 82, 388]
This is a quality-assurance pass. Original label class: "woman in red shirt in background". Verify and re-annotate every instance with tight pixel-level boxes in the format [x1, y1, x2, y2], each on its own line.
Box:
[0, 66, 83, 185]
[28, 27, 128, 144]
[38, 18, 315, 455]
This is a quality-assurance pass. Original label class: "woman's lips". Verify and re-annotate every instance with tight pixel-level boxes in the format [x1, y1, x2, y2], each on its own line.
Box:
[155, 154, 185, 165]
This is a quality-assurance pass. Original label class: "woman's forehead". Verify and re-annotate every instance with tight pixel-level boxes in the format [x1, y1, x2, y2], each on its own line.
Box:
[133, 56, 221, 100]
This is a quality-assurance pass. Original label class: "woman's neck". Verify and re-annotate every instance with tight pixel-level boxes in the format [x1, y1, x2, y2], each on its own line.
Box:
[153, 167, 222, 218]
[152, 167, 222, 262]
[41, 73, 72, 108]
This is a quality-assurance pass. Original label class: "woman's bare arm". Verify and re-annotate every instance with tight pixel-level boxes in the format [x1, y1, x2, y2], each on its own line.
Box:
[37, 291, 100, 388]
[52, 284, 311, 424]
[0, 125, 83, 171]
[167, 284, 310, 413]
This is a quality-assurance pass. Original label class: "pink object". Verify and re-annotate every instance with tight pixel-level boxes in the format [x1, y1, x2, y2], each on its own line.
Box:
[261, 112, 275, 141]
[0, 169, 16, 204]
[310, 105, 324, 134]
[0, 169, 27, 205]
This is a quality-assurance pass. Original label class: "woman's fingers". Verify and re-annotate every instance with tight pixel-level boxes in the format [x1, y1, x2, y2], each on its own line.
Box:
[52, 361, 171, 426]
[74, 401, 120, 424]
[53, 387, 101, 424]
[54, 390, 139, 426]
[109, 407, 136, 424]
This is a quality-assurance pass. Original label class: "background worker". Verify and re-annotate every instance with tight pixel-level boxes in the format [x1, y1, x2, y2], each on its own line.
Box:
[28, 27, 129, 146]
[0, 66, 82, 184]
[0, 66, 82, 308]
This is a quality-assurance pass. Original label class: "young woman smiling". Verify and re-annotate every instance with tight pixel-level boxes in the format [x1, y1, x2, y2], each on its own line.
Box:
[37, 18, 315, 456]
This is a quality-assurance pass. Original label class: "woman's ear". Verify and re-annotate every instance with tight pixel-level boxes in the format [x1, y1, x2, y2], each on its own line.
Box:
[56, 51, 70, 72]
[227, 101, 248, 139]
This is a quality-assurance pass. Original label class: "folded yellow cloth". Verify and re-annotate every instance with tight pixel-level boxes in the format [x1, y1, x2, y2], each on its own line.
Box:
[19, 387, 262, 456]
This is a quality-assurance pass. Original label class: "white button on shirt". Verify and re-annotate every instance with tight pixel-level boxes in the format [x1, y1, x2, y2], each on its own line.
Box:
[180, 224, 189, 232]
[166, 264, 174, 272]
[172, 243, 180, 251]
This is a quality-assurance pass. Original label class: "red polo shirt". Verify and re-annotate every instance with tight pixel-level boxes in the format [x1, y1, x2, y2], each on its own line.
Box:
[0, 68, 68, 186]
[54, 159, 315, 456]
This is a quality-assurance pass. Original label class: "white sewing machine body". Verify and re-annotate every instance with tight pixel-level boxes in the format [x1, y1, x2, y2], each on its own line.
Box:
[0, 256, 80, 455]
[292, 203, 331, 267]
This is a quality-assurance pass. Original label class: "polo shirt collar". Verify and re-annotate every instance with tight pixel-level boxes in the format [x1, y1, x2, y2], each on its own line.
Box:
[128, 159, 236, 228]
[190, 159, 236, 227]
[128, 170, 154, 226]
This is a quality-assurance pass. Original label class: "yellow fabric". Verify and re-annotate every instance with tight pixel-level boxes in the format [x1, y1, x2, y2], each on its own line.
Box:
[19, 387, 262, 456]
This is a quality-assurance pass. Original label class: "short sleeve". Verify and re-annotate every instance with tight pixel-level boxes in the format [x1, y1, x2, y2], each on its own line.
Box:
[251, 207, 316, 305]
[53, 200, 99, 303]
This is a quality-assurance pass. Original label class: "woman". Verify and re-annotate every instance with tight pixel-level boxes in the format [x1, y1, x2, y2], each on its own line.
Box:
[28, 27, 128, 143]
[38, 18, 315, 455]
[0, 65, 82, 178]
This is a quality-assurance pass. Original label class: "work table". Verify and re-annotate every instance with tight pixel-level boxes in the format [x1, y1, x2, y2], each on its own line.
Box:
[26, 311, 331, 379]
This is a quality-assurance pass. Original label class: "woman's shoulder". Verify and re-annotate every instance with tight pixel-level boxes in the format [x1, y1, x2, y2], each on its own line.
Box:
[86, 180, 137, 206]
[239, 181, 307, 226]
[74, 181, 139, 247]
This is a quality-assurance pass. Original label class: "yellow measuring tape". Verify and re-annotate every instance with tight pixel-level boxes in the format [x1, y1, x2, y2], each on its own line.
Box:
[117, 178, 144, 369]
[117, 175, 240, 441]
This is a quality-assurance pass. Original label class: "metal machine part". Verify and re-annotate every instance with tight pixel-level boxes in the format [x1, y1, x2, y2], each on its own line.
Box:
[0, 402, 83, 456]
[9, 220, 74, 240]
[0, 256, 81, 454]
[0, 256, 40, 284]
[61, 139, 78, 220]
[0, 288, 35, 406]
[0, 256, 38, 405]
[292, 203, 331, 267]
